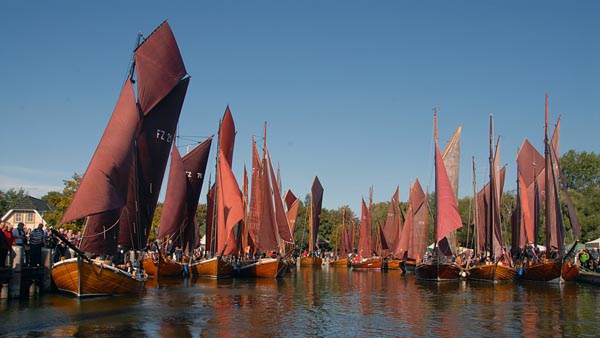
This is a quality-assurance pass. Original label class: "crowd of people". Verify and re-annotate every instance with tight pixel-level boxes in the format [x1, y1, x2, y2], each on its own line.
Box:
[0, 221, 82, 268]
[577, 247, 600, 272]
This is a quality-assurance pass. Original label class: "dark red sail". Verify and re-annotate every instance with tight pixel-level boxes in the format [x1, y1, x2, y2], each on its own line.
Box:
[135, 21, 187, 115]
[75, 81, 141, 256]
[309, 176, 324, 253]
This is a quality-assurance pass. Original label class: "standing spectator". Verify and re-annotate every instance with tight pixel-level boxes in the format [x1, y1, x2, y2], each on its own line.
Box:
[29, 223, 46, 267]
[12, 222, 26, 246]
[0, 222, 10, 267]
[12, 222, 27, 265]
[3, 224, 14, 267]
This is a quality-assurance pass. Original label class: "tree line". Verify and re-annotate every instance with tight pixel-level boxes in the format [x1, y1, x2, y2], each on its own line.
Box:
[1, 150, 598, 250]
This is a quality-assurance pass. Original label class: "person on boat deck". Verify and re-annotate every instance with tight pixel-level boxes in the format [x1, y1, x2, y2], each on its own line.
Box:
[589, 248, 599, 271]
[579, 250, 590, 269]
[174, 246, 183, 262]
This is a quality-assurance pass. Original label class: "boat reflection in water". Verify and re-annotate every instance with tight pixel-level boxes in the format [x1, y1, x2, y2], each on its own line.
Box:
[2, 268, 600, 337]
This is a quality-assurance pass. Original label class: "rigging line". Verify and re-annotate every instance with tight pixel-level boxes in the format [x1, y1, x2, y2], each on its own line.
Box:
[80, 218, 120, 239]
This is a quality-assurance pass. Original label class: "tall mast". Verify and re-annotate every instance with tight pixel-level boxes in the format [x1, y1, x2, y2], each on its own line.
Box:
[263, 121, 267, 158]
[544, 93, 551, 249]
[488, 113, 495, 258]
[472, 157, 479, 254]
[433, 107, 440, 255]
[369, 186, 374, 256]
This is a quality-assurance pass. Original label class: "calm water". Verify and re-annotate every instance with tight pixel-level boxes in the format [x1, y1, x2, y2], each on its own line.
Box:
[2, 266, 600, 337]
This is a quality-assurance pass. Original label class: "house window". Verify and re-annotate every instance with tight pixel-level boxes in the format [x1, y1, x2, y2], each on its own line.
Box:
[15, 212, 22, 222]
[27, 212, 35, 223]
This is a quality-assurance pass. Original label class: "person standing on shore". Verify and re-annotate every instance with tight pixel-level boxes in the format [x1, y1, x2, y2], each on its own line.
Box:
[29, 223, 46, 267]
[0, 222, 10, 267]
[12, 222, 26, 247]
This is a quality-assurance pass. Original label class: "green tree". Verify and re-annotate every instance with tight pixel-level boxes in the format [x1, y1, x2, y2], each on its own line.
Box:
[559, 150, 600, 243]
[560, 150, 600, 190]
[0, 188, 28, 217]
[42, 173, 83, 231]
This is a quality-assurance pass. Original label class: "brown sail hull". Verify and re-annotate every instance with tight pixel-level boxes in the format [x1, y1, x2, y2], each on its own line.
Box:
[467, 263, 516, 282]
[519, 260, 579, 283]
[384, 259, 402, 270]
[300, 256, 322, 267]
[142, 255, 184, 277]
[51, 258, 146, 297]
[415, 262, 462, 281]
[329, 258, 350, 267]
[189, 257, 234, 279]
[237, 258, 282, 278]
[351, 257, 383, 270]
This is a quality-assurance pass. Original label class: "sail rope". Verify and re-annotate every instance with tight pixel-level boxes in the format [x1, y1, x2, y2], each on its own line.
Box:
[80, 218, 120, 239]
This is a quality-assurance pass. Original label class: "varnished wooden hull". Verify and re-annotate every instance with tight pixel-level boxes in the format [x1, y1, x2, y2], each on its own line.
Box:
[142, 255, 183, 277]
[467, 263, 516, 282]
[576, 270, 600, 286]
[384, 259, 408, 271]
[189, 257, 234, 279]
[51, 257, 146, 297]
[237, 258, 282, 278]
[300, 256, 322, 267]
[329, 258, 350, 267]
[518, 260, 579, 283]
[351, 257, 383, 270]
[415, 262, 462, 281]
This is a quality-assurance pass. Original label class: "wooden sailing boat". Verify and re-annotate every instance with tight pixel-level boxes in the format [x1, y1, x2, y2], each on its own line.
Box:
[51, 21, 188, 297]
[516, 94, 580, 283]
[415, 109, 464, 281]
[143, 136, 213, 277]
[395, 179, 427, 273]
[351, 188, 383, 270]
[299, 176, 324, 267]
[189, 107, 241, 279]
[381, 187, 404, 270]
[329, 208, 352, 267]
[466, 115, 516, 282]
[237, 125, 294, 278]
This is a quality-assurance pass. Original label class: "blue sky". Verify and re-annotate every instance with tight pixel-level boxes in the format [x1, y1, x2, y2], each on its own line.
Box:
[1, 1, 598, 214]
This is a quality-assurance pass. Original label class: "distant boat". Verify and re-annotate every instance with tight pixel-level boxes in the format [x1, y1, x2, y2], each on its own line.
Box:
[329, 208, 352, 268]
[415, 109, 463, 281]
[380, 187, 403, 271]
[189, 107, 241, 279]
[351, 188, 383, 270]
[466, 115, 516, 282]
[237, 124, 293, 278]
[52, 21, 188, 297]
[515, 94, 580, 283]
[143, 136, 212, 278]
[394, 178, 427, 274]
[300, 177, 324, 267]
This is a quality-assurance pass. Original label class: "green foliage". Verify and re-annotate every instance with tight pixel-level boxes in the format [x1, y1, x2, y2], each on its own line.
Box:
[0, 188, 28, 217]
[561, 150, 600, 190]
[148, 203, 162, 243]
[42, 173, 83, 231]
[559, 150, 600, 242]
